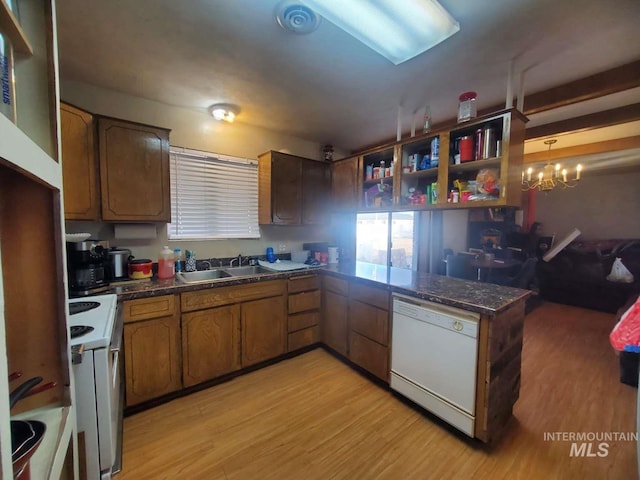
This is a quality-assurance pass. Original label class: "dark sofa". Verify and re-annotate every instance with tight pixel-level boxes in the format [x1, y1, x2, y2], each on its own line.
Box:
[536, 239, 640, 313]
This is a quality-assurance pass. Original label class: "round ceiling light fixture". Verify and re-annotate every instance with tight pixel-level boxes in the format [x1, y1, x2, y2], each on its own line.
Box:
[209, 104, 239, 123]
[275, 1, 321, 35]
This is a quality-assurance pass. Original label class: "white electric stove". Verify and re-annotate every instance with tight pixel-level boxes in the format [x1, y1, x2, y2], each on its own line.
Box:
[69, 293, 123, 480]
[69, 294, 117, 349]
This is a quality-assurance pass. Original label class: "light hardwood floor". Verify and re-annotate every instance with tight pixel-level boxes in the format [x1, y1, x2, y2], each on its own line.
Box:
[118, 302, 637, 479]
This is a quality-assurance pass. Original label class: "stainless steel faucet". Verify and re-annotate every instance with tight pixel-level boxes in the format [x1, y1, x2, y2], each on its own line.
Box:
[200, 260, 212, 271]
[229, 254, 244, 267]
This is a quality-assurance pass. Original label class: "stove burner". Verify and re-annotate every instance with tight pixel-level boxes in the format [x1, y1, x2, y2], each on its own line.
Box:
[69, 301, 100, 316]
[70, 325, 94, 339]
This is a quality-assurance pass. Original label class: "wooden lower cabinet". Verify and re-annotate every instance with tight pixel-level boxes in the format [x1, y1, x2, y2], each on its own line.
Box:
[287, 275, 321, 352]
[347, 283, 390, 382]
[288, 325, 320, 352]
[349, 331, 389, 382]
[181, 305, 241, 388]
[323, 289, 348, 356]
[242, 295, 287, 367]
[349, 299, 388, 346]
[124, 316, 182, 406]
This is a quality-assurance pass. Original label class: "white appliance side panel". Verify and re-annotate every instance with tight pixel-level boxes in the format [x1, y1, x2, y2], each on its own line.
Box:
[391, 310, 478, 414]
[94, 347, 115, 472]
[391, 373, 475, 437]
[74, 352, 101, 480]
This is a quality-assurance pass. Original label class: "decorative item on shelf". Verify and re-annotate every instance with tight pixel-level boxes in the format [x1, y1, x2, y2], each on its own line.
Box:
[323, 144, 334, 161]
[457, 91, 477, 123]
[522, 139, 583, 192]
[423, 105, 432, 134]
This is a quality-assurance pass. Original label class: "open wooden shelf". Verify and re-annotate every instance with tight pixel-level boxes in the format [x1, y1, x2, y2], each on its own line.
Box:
[0, 0, 33, 55]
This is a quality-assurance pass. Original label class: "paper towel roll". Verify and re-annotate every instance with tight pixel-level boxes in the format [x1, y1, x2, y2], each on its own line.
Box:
[114, 224, 157, 240]
[328, 246, 339, 264]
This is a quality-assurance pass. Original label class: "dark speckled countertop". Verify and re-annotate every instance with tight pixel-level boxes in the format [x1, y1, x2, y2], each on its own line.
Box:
[322, 263, 531, 315]
[109, 261, 530, 316]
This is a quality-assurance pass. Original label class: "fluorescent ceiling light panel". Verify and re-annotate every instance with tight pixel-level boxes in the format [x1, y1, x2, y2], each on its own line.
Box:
[302, 0, 459, 65]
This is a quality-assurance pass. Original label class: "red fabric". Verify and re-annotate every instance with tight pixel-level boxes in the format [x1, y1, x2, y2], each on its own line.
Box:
[610, 296, 640, 351]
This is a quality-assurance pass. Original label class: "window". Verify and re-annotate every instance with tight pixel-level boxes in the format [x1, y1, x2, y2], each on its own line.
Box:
[168, 146, 259, 240]
[356, 212, 417, 269]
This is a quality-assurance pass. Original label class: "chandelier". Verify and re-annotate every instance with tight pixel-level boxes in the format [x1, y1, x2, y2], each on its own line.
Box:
[522, 139, 582, 191]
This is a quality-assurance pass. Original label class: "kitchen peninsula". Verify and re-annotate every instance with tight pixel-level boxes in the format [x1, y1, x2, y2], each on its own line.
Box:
[112, 262, 530, 443]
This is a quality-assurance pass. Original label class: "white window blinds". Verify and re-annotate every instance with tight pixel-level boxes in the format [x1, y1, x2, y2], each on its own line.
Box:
[168, 146, 260, 239]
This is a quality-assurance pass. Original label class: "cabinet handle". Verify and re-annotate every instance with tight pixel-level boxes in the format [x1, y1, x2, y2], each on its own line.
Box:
[453, 321, 463, 331]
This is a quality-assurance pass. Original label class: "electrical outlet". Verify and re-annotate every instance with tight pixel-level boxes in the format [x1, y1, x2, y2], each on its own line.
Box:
[278, 243, 287, 252]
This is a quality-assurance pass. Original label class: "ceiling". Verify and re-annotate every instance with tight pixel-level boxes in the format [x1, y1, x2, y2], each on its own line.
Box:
[56, 0, 640, 156]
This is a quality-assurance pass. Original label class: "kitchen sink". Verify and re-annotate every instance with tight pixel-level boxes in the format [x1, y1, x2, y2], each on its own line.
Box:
[222, 265, 272, 276]
[176, 269, 233, 283]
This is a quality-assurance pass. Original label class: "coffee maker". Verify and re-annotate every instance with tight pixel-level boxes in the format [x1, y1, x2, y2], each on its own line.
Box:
[67, 240, 110, 297]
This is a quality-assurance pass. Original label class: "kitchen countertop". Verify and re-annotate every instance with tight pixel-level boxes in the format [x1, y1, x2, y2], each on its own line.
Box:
[323, 263, 531, 315]
[109, 262, 531, 316]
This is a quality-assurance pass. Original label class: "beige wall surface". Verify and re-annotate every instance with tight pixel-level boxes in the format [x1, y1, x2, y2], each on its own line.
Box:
[61, 80, 345, 259]
[442, 210, 469, 253]
[66, 220, 333, 263]
[61, 80, 349, 160]
[534, 169, 640, 241]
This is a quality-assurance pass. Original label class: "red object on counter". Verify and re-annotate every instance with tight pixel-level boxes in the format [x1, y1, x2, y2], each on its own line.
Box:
[128, 259, 153, 279]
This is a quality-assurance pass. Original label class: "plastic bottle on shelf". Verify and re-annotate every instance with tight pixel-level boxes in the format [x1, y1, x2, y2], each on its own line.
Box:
[158, 246, 175, 279]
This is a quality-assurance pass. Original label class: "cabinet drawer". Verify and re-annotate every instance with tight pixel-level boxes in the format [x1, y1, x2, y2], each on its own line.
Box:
[123, 295, 177, 323]
[288, 325, 320, 352]
[349, 331, 388, 382]
[288, 311, 320, 333]
[324, 275, 348, 294]
[182, 280, 286, 312]
[288, 275, 320, 293]
[349, 299, 389, 346]
[349, 282, 389, 311]
[288, 290, 321, 314]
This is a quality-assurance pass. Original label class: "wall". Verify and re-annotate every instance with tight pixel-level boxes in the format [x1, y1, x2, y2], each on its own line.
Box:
[61, 80, 346, 260]
[66, 220, 331, 263]
[442, 209, 469, 253]
[61, 80, 350, 160]
[533, 168, 640, 241]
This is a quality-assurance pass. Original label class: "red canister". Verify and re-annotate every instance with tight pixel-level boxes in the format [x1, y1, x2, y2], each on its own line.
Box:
[459, 136, 473, 162]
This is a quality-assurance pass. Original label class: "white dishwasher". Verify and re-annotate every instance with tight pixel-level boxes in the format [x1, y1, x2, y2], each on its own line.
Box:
[391, 294, 480, 436]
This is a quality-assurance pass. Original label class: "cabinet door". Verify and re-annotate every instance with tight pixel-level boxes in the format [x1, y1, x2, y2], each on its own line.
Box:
[349, 331, 389, 382]
[331, 156, 360, 211]
[271, 153, 302, 224]
[61, 103, 100, 220]
[302, 160, 330, 224]
[349, 299, 389, 346]
[241, 296, 286, 367]
[182, 305, 241, 387]
[124, 316, 182, 406]
[323, 290, 348, 356]
[98, 117, 171, 221]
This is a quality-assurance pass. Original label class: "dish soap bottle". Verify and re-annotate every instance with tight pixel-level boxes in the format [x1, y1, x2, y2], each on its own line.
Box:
[158, 246, 175, 279]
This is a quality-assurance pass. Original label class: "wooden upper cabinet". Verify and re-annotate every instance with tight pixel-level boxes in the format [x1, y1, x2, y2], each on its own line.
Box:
[98, 117, 171, 222]
[258, 150, 330, 225]
[301, 159, 330, 224]
[271, 153, 302, 224]
[331, 155, 360, 211]
[60, 103, 100, 220]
